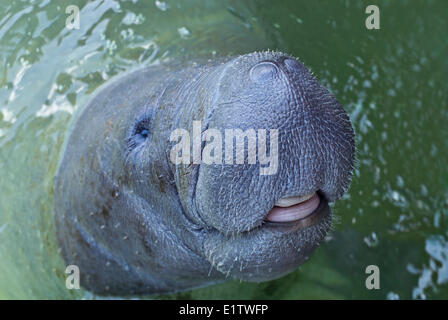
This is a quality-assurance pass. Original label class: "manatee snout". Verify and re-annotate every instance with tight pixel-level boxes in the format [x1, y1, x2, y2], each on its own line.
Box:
[54, 51, 354, 295]
[190, 52, 354, 281]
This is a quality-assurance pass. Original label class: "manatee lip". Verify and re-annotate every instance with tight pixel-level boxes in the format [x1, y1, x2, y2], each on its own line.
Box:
[263, 191, 329, 231]
[273, 192, 317, 209]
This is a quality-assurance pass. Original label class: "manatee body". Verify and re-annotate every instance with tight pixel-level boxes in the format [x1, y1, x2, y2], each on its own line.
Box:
[54, 51, 355, 295]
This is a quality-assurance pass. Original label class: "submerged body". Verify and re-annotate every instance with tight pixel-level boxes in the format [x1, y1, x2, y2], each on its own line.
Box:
[54, 51, 355, 295]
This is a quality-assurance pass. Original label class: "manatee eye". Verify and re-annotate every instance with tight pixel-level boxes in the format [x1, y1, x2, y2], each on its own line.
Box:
[139, 129, 149, 139]
[134, 121, 150, 141]
[128, 112, 152, 149]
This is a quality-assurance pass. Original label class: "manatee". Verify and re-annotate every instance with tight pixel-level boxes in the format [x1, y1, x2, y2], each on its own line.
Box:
[54, 51, 355, 295]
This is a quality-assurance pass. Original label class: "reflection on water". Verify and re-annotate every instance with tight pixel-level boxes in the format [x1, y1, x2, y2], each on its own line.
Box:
[408, 236, 448, 299]
[0, 0, 447, 299]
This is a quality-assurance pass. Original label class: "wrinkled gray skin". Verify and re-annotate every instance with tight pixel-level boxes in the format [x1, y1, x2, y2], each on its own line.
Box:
[54, 51, 355, 296]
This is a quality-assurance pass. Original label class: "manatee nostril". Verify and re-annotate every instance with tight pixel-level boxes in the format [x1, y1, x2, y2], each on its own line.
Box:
[249, 61, 279, 83]
[283, 58, 301, 72]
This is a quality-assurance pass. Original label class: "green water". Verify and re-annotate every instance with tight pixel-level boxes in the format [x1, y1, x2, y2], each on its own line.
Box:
[0, 0, 447, 299]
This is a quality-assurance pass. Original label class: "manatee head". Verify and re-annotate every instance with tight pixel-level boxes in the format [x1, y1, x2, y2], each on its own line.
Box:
[55, 51, 354, 295]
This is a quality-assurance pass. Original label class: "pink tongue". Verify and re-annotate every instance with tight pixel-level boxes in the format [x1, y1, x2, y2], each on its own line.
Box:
[266, 193, 320, 222]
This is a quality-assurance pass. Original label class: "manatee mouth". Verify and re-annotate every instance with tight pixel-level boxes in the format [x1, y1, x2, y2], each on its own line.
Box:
[263, 191, 329, 232]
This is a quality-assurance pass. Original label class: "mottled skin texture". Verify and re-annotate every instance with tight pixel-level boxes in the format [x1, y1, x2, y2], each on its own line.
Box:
[54, 51, 355, 295]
